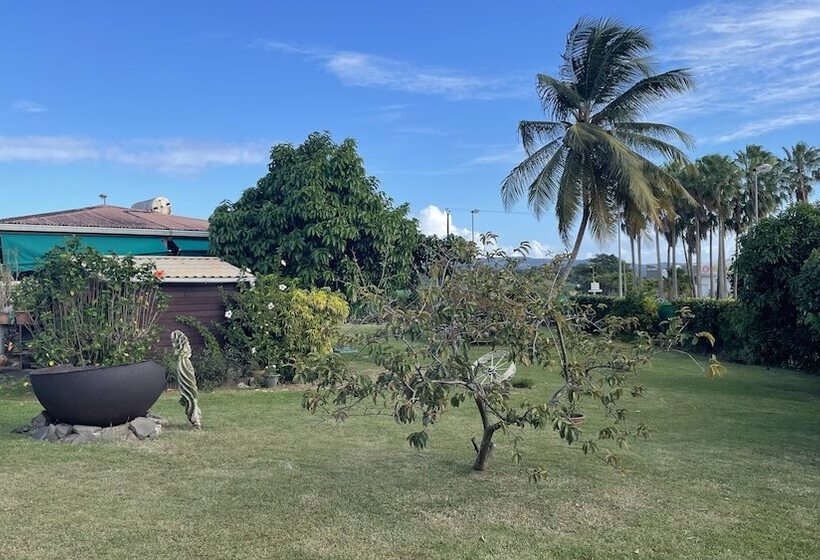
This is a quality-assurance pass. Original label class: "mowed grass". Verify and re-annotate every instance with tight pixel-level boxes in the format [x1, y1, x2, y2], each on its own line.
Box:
[0, 353, 818, 560]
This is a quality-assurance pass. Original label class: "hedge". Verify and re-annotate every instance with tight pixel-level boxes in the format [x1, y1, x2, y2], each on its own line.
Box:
[571, 294, 739, 355]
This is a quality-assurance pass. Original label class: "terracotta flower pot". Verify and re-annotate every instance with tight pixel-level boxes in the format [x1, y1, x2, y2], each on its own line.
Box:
[568, 413, 585, 427]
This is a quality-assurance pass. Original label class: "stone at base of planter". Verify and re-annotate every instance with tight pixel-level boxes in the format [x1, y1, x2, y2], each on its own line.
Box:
[13, 411, 164, 444]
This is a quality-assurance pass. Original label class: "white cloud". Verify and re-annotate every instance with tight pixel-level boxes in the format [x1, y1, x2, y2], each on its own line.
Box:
[255, 40, 528, 100]
[12, 100, 47, 113]
[0, 135, 269, 173]
[658, 0, 820, 143]
[417, 205, 471, 238]
[465, 144, 525, 166]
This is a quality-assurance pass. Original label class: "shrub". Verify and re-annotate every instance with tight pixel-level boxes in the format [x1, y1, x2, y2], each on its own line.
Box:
[174, 316, 236, 389]
[222, 275, 349, 380]
[792, 248, 820, 339]
[734, 203, 820, 369]
[669, 299, 739, 354]
[572, 291, 659, 332]
[15, 241, 166, 367]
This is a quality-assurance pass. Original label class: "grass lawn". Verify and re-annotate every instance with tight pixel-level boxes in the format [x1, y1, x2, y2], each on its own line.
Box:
[1, 353, 818, 559]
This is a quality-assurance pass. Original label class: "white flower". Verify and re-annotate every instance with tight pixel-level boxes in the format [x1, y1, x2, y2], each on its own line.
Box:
[267, 302, 275, 310]
[280, 259, 287, 266]
[224, 310, 233, 319]
[251, 347, 257, 354]
[278, 284, 287, 291]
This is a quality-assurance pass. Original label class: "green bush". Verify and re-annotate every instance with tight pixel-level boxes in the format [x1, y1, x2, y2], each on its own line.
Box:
[792, 248, 820, 338]
[734, 203, 820, 370]
[222, 275, 349, 380]
[15, 241, 166, 367]
[669, 299, 739, 354]
[572, 291, 658, 332]
[174, 316, 236, 389]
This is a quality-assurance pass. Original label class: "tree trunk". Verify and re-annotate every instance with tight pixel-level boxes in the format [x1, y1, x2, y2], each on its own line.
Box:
[718, 215, 726, 299]
[655, 227, 663, 298]
[671, 230, 678, 299]
[630, 235, 637, 289]
[472, 397, 498, 471]
[695, 221, 702, 298]
[709, 228, 714, 298]
[733, 241, 739, 298]
[557, 206, 590, 287]
[637, 234, 643, 288]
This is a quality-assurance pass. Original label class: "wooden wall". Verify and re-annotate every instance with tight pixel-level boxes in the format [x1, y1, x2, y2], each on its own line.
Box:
[153, 283, 235, 352]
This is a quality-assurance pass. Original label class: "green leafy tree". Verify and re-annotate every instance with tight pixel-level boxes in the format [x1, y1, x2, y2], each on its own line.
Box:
[302, 236, 721, 474]
[734, 203, 820, 369]
[782, 142, 820, 203]
[566, 253, 629, 295]
[501, 17, 694, 286]
[210, 132, 420, 293]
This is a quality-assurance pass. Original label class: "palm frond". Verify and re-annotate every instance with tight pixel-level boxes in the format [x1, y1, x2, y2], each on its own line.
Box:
[593, 69, 694, 123]
[500, 139, 562, 210]
[518, 121, 564, 156]
[536, 74, 582, 119]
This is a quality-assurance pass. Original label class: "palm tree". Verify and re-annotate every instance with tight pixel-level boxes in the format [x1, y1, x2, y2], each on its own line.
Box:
[501, 17, 694, 285]
[782, 142, 820, 203]
[697, 155, 741, 299]
[735, 145, 785, 222]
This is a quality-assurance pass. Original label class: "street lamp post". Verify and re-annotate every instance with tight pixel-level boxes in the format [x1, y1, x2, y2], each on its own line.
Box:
[470, 209, 480, 243]
[752, 163, 773, 226]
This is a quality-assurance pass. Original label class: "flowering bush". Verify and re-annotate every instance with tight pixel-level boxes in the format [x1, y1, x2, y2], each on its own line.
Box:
[15, 240, 166, 367]
[222, 275, 349, 379]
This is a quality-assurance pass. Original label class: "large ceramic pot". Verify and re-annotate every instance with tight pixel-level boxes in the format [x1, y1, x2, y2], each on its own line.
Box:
[30, 361, 166, 426]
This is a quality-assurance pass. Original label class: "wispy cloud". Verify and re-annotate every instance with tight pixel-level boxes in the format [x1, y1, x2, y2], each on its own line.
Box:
[12, 100, 47, 113]
[658, 0, 820, 144]
[254, 40, 528, 100]
[0, 135, 269, 173]
[464, 144, 524, 166]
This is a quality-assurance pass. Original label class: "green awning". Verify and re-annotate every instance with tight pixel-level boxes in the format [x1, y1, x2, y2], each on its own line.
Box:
[173, 238, 210, 255]
[0, 233, 169, 272]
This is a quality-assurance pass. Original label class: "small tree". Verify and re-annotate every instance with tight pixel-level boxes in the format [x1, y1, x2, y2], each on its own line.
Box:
[210, 132, 420, 294]
[302, 236, 721, 474]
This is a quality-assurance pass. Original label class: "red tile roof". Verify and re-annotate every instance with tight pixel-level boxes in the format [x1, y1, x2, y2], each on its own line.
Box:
[0, 205, 208, 232]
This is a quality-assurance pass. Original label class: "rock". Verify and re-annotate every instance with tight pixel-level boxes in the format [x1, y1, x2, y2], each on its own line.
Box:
[146, 412, 169, 426]
[54, 423, 74, 439]
[99, 424, 130, 442]
[29, 425, 52, 441]
[73, 425, 102, 435]
[30, 411, 52, 429]
[236, 382, 251, 389]
[128, 417, 160, 440]
[71, 432, 99, 444]
[12, 425, 30, 434]
[61, 433, 79, 444]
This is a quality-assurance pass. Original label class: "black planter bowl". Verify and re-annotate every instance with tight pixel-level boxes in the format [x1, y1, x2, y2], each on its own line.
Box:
[30, 361, 167, 426]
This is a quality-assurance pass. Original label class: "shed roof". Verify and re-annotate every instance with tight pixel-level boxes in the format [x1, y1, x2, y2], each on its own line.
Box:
[0, 205, 208, 234]
[131, 256, 253, 284]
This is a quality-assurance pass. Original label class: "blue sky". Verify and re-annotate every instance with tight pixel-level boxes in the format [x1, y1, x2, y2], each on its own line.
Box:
[2, 0, 819, 259]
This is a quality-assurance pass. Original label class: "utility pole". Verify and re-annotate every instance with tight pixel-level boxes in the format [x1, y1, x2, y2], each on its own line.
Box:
[445, 208, 451, 237]
[470, 209, 479, 243]
[99, 193, 108, 205]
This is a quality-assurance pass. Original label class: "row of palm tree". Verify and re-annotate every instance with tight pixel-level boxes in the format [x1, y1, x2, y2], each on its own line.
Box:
[501, 17, 819, 300]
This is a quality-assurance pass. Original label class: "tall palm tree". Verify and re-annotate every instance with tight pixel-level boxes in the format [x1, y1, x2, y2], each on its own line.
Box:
[501, 17, 694, 285]
[735, 145, 785, 222]
[782, 141, 820, 203]
[698, 155, 741, 299]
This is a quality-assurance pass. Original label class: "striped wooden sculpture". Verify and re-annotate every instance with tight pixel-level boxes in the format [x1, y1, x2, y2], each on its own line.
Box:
[171, 330, 202, 429]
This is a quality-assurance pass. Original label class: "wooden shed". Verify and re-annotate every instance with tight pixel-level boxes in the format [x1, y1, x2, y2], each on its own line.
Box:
[130, 256, 254, 352]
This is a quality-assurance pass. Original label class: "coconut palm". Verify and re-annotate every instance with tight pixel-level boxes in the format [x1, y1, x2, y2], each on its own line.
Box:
[782, 142, 820, 203]
[697, 155, 741, 299]
[501, 17, 694, 284]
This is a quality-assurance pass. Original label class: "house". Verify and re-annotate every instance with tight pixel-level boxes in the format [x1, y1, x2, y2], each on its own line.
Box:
[130, 256, 253, 351]
[0, 200, 209, 272]
[0, 198, 248, 353]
